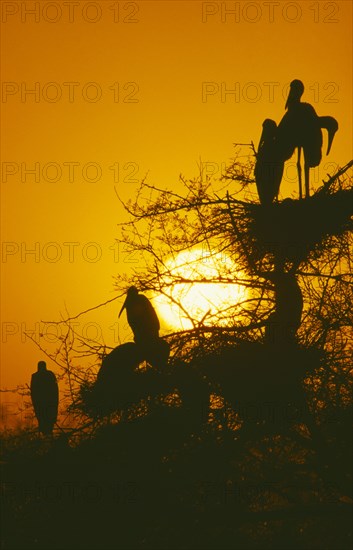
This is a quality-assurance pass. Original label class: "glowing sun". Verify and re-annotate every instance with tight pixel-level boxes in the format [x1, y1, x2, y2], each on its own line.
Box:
[154, 248, 247, 331]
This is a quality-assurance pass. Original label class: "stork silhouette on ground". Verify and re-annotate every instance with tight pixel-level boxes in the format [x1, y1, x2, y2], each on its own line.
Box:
[30, 361, 59, 435]
[276, 79, 338, 199]
[119, 286, 170, 369]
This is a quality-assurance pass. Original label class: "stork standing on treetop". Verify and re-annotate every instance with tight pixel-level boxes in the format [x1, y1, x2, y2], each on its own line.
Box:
[119, 286, 160, 346]
[119, 286, 170, 369]
[255, 118, 284, 206]
[276, 79, 338, 199]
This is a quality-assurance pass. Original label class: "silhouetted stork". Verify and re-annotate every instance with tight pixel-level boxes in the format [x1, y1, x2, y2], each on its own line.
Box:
[119, 286, 169, 368]
[119, 286, 160, 344]
[255, 118, 284, 206]
[277, 79, 338, 199]
[30, 361, 59, 435]
[97, 342, 144, 387]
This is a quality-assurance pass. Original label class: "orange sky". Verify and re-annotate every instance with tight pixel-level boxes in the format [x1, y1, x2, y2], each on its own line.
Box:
[1, 0, 352, 393]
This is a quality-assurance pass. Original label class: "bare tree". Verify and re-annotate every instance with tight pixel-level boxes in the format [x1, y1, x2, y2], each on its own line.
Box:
[16, 157, 352, 437]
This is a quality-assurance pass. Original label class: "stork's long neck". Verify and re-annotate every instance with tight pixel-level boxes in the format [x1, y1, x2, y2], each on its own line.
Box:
[286, 97, 300, 110]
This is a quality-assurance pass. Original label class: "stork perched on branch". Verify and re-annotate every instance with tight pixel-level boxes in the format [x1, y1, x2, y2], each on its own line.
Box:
[255, 118, 284, 206]
[119, 286, 170, 369]
[277, 79, 338, 199]
[119, 286, 160, 345]
[254, 80, 339, 204]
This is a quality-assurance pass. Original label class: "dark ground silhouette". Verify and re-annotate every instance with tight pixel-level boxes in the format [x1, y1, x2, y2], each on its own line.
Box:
[1, 357, 352, 550]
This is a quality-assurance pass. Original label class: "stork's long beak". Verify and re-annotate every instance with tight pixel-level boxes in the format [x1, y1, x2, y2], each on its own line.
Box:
[326, 127, 337, 155]
[119, 299, 127, 317]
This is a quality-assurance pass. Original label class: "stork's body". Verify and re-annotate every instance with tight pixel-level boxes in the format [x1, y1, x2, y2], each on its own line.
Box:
[119, 287, 169, 368]
[255, 118, 284, 206]
[30, 361, 59, 435]
[119, 286, 160, 345]
[277, 80, 338, 199]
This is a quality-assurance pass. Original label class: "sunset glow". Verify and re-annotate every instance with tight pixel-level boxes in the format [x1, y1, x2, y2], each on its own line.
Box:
[154, 248, 247, 330]
[1, 1, 352, 390]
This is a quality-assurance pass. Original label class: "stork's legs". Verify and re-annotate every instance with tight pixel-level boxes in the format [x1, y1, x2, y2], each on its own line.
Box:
[297, 147, 303, 200]
[304, 162, 310, 198]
